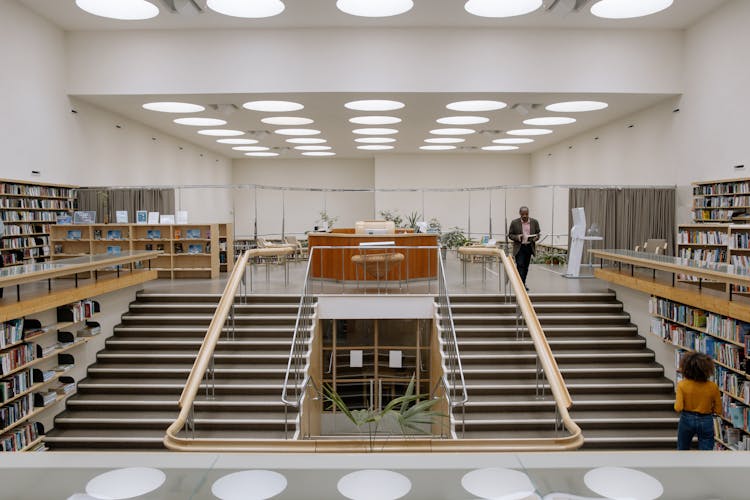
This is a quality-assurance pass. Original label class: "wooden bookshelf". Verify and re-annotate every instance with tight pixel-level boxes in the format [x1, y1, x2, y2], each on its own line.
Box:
[50, 223, 229, 279]
[693, 177, 750, 223]
[0, 179, 75, 268]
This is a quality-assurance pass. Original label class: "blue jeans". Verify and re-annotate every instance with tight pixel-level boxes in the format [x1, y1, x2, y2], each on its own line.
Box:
[677, 411, 714, 450]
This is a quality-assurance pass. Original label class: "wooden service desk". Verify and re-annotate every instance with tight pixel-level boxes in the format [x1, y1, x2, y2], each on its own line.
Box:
[307, 232, 439, 281]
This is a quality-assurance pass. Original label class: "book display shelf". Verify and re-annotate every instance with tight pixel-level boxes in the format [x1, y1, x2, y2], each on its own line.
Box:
[0, 299, 101, 452]
[0, 179, 75, 268]
[50, 223, 232, 279]
[692, 177, 750, 223]
[649, 296, 750, 450]
[676, 224, 750, 294]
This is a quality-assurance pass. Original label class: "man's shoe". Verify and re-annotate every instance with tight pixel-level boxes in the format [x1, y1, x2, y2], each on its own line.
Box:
[524, 285, 529, 291]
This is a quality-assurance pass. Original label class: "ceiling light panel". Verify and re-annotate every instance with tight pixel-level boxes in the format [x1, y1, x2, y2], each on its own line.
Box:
[591, 0, 674, 19]
[523, 116, 576, 126]
[494, 138, 534, 144]
[303, 151, 336, 156]
[546, 100, 609, 112]
[482, 145, 520, 151]
[261, 116, 314, 126]
[217, 138, 259, 145]
[355, 137, 397, 144]
[437, 116, 489, 125]
[420, 145, 456, 151]
[197, 129, 245, 136]
[243, 100, 304, 112]
[274, 128, 321, 136]
[345, 100, 405, 111]
[425, 137, 465, 144]
[143, 102, 205, 113]
[349, 116, 402, 125]
[294, 145, 332, 151]
[245, 152, 279, 157]
[207, 0, 285, 18]
[352, 128, 399, 135]
[75, 0, 159, 20]
[430, 128, 475, 135]
[507, 128, 553, 136]
[336, 0, 414, 18]
[286, 138, 327, 144]
[358, 145, 395, 151]
[233, 146, 270, 151]
[447, 100, 507, 112]
[464, 0, 543, 18]
[174, 117, 227, 127]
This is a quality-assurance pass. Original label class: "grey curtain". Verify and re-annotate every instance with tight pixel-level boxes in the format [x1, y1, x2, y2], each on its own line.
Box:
[568, 188, 675, 253]
[75, 188, 175, 223]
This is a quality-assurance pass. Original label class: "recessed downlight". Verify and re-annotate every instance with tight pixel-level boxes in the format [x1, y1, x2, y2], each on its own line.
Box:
[358, 145, 394, 151]
[217, 138, 259, 145]
[349, 116, 402, 125]
[482, 145, 519, 151]
[352, 128, 399, 135]
[523, 116, 576, 126]
[245, 152, 279, 157]
[243, 100, 304, 112]
[355, 137, 397, 144]
[420, 145, 456, 151]
[286, 137, 327, 144]
[174, 117, 227, 127]
[261, 116, 314, 126]
[437, 116, 489, 125]
[464, 0, 542, 18]
[425, 137, 465, 144]
[233, 146, 269, 151]
[591, 0, 673, 19]
[274, 128, 321, 136]
[336, 0, 414, 17]
[345, 100, 405, 111]
[143, 102, 205, 113]
[507, 128, 553, 136]
[546, 100, 609, 112]
[206, 0, 285, 18]
[303, 151, 336, 156]
[197, 129, 245, 136]
[494, 138, 534, 144]
[447, 100, 507, 112]
[430, 128, 475, 135]
[75, 0, 159, 20]
[294, 145, 332, 151]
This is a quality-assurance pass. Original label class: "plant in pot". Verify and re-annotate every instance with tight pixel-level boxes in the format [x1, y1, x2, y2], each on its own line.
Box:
[378, 209, 404, 229]
[439, 227, 468, 258]
[318, 210, 339, 230]
[403, 210, 422, 231]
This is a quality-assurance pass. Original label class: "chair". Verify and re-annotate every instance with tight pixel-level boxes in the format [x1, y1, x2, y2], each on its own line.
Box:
[284, 234, 307, 260]
[351, 248, 405, 291]
[635, 238, 667, 254]
[457, 245, 500, 286]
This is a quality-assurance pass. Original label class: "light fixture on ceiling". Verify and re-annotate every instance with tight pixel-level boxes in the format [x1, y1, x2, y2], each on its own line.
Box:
[494, 137, 534, 144]
[243, 100, 304, 112]
[447, 100, 507, 112]
[303, 151, 337, 156]
[464, 0, 543, 18]
[211, 470, 287, 500]
[507, 128, 553, 135]
[274, 128, 321, 136]
[420, 145, 456, 151]
[345, 100, 405, 111]
[425, 137, 465, 144]
[295, 145, 333, 151]
[233, 146, 270, 151]
[352, 128, 399, 135]
[86, 467, 166, 500]
[355, 137, 397, 144]
[143, 101, 205, 113]
[336, 0, 414, 18]
[430, 128, 476, 135]
[206, 0, 285, 18]
[245, 152, 279, 157]
[461, 467, 536, 500]
[482, 145, 520, 151]
[545, 100, 608, 112]
[217, 138, 259, 145]
[197, 129, 245, 136]
[523, 116, 576, 126]
[584, 467, 664, 500]
[174, 117, 228, 127]
[437, 116, 489, 125]
[337, 470, 412, 500]
[591, 0, 673, 19]
[349, 116, 402, 125]
[358, 145, 395, 151]
[261, 116, 314, 126]
[75, 0, 159, 20]
[286, 137, 327, 144]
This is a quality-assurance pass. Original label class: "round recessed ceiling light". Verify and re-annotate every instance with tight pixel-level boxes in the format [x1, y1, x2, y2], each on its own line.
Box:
[447, 100, 507, 112]
[337, 470, 412, 500]
[197, 129, 245, 136]
[461, 468, 535, 500]
[217, 138, 259, 145]
[75, 0, 159, 20]
[294, 145, 332, 151]
[352, 128, 399, 135]
[546, 100, 609, 112]
[464, 0, 543, 18]
[86, 467, 166, 500]
[430, 128, 476, 135]
[286, 137, 327, 144]
[349, 116, 402, 125]
[261, 116, 314, 126]
[420, 145, 456, 151]
[206, 0, 285, 18]
[243, 100, 304, 112]
[345, 100, 405, 112]
[336, 0, 414, 18]
[494, 138, 534, 144]
[143, 102, 205, 113]
[211, 470, 288, 500]
[591, 0, 673, 19]
[355, 137, 397, 144]
[358, 145, 394, 151]
[303, 151, 337, 157]
[523, 116, 576, 126]
[425, 137, 465, 144]
[482, 145, 520, 151]
[507, 128, 553, 136]
[274, 128, 321, 136]
[584, 467, 664, 500]
[245, 152, 279, 157]
[437, 116, 490, 125]
[233, 146, 269, 151]
[174, 117, 227, 127]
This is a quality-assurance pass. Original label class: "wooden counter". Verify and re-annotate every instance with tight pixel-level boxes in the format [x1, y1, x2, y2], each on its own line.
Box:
[307, 232, 439, 281]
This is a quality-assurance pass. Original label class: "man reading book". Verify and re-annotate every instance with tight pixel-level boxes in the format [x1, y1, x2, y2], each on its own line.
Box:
[508, 206, 540, 290]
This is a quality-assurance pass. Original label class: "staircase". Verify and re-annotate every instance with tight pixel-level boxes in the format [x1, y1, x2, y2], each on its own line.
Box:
[450, 291, 677, 449]
[45, 292, 304, 450]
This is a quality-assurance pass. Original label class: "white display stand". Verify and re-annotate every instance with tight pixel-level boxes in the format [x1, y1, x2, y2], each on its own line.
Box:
[565, 207, 603, 278]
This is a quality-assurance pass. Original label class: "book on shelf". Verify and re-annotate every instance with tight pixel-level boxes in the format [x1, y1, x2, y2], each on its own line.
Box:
[146, 229, 161, 239]
[66, 230, 82, 240]
[186, 229, 201, 239]
[147, 211, 159, 224]
[53, 244, 62, 254]
[144, 244, 153, 251]
[106, 246, 121, 256]
[160, 214, 175, 224]
[174, 243, 184, 254]
[1, 319, 24, 349]
[33, 390, 57, 407]
[76, 323, 101, 337]
[174, 229, 181, 240]
[156, 244, 164, 251]
[188, 244, 202, 254]
[115, 211, 128, 223]
[106, 229, 122, 240]
[0, 370, 32, 403]
[93, 229, 102, 240]
[73, 211, 95, 224]
[136, 210, 148, 224]
[53, 364, 73, 373]
[56, 215, 72, 224]
[0, 421, 44, 452]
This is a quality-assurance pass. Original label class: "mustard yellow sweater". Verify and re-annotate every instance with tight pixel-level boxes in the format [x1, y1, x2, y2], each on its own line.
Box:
[674, 379, 722, 415]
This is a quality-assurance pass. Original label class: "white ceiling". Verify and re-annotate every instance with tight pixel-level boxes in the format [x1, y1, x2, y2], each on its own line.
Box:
[19, 0, 727, 31]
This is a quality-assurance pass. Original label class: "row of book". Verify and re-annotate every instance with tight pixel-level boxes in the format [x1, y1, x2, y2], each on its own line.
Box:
[0, 369, 32, 404]
[707, 313, 750, 344]
[730, 254, 750, 268]
[0, 344, 35, 375]
[0, 199, 71, 209]
[0, 236, 49, 250]
[731, 232, 750, 249]
[0, 211, 62, 222]
[677, 230, 729, 245]
[1, 223, 51, 236]
[0, 394, 33, 430]
[694, 182, 750, 196]
[677, 247, 727, 263]
[669, 329, 745, 372]
[649, 297, 707, 329]
[57, 300, 98, 324]
[0, 421, 43, 452]
[716, 366, 750, 404]
[694, 195, 750, 208]
[722, 394, 750, 433]
[693, 209, 734, 221]
[0, 183, 72, 198]
[0, 320, 24, 349]
[715, 418, 750, 450]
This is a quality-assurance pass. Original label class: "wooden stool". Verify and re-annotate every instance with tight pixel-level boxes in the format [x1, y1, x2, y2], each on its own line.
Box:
[457, 246, 499, 286]
[352, 252, 405, 291]
[250, 247, 294, 289]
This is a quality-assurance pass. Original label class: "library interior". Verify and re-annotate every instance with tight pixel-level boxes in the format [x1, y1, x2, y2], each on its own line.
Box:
[2, 0, 750, 499]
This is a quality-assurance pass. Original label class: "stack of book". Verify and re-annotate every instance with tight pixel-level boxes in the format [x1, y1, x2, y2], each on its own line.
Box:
[33, 390, 57, 408]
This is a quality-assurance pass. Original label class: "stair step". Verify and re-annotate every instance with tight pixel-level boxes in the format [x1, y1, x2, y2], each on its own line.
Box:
[87, 366, 288, 376]
[459, 352, 654, 361]
[97, 352, 291, 361]
[462, 366, 663, 378]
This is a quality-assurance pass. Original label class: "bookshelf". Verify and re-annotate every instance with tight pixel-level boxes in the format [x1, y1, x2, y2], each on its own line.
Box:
[0, 299, 101, 452]
[676, 224, 750, 294]
[693, 177, 750, 223]
[648, 296, 750, 450]
[0, 179, 75, 268]
[50, 223, 229, 279]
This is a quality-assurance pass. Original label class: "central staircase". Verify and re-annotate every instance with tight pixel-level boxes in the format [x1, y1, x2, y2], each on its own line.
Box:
[45, 292, 303, 450]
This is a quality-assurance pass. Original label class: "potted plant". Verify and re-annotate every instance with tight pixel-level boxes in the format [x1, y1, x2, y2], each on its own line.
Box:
[318, 210, 339, 230]
[378, 209, 404, 228]
[439, 226, 468, 258]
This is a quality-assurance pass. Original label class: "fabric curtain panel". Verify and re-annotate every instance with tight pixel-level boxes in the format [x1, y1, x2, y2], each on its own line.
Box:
[75, 188, 176, 223]
[568, 188, 675, 253]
